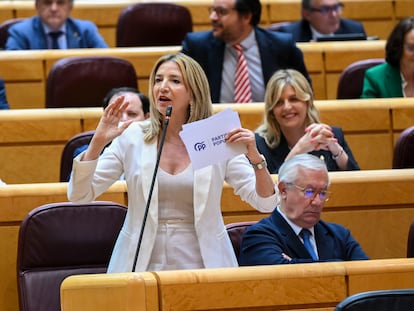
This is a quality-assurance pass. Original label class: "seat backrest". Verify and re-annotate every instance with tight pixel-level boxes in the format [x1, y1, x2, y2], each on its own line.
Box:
[17, 201, 127, 311]
[0, 18, 25, 49]
[116, 3, 193, 47]
[393, 126, 414, 169]
[60, 130, 95, 182]
[334, 289, 414, 311]
[336, 58, 385, 99]
[225, 221, 257, 263]
[407, 219, 414, 257]
[46, 56, 137, 108]
[267, 21, 292, 32]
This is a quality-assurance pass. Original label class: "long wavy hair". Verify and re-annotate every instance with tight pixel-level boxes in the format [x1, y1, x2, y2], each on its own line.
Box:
[256, 69, 320, 148]
[144, 53, 213, 143]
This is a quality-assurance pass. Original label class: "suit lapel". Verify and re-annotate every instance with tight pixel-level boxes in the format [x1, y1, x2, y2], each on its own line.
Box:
[273, 211, 312, 259]
[314, 223, 333, 260]
[193, 165, 213, 225]
[385, 65, 404, 97]
[208, 38, 225, 102]
[141, 141, 158, 207]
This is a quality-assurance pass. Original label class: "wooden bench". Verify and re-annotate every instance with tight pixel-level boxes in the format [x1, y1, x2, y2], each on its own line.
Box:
[1, 169, 414, 311]
[60, 258, 414, 311]
[2, 0, 396, 47]
[0, 40, 386, 108]
[2, 98, 414, 184]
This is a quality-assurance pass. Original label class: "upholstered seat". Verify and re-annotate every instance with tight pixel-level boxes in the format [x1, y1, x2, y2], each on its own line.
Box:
[116, 3, 192, 47]
[17, 201, 127, 311]
[225, 221, 257, 263]
[407, 219, 414, 257]
[60, 130, 95, 182]
[393, 126, 414, 169]
[334, 289, 414, 311]
[46, 56, 137, 108]
[0, 18, 25, 49]
[337, 58, 385, 99]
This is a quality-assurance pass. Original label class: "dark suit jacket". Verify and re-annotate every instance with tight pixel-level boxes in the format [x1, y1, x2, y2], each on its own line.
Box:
[255, 126, 360, 173]
[239, 209, 369, 265]
[361, 63, 403, 98]
[0, 78, 9, 110]
[181, 27, 310, 103]
[5, 16, 108, 50]
[277, 18, 366, 42]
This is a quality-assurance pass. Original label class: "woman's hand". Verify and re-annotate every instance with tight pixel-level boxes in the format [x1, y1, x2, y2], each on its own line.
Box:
[226, 128, 262, 163]
[83, 96, 134, 161]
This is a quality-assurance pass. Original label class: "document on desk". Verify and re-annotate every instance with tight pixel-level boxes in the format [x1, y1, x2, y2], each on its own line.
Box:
[179, 108, 247, 170]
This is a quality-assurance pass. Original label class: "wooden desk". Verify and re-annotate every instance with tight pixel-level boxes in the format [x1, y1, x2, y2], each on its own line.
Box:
[1, 41, 387, 109]
[60, 259, 414, 311]
[1, 169, 414, 311]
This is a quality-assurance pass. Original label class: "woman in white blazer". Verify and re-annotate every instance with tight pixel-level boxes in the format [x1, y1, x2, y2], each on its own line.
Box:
[68, 53, 278, 272]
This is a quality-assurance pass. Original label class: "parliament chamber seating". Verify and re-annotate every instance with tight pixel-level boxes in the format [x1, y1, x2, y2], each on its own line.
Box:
[46, 56, 138, 108]
[392, 126, 414, 169]
[17, 201, 127, 311]
[60, 130, 95, 182]
[336, 58, 385, 99]
[0, 17, 24, 49]
[116, 2, 192, 47]
[225, 221, 257, 263]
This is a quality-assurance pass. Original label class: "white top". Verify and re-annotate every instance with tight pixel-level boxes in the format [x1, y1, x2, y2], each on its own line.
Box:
[148, 165, 204, 270]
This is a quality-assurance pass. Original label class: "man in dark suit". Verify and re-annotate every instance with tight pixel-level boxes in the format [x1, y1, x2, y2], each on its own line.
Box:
[0, 78, 9, 110]
[181, 0, 310, 103]
[239, 153, 369, 265]
[277, 0, 366, 42]
[6, 0, 108, 50]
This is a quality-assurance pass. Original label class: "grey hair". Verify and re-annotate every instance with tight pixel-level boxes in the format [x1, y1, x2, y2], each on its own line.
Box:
[278, 154, 330, 185]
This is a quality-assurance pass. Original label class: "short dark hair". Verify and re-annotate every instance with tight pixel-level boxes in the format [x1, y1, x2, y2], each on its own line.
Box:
[301, 0, 312, 10]
[234, 0, 261, 26]
[386, 17, 414, 67]
[102, 87, 150, 114]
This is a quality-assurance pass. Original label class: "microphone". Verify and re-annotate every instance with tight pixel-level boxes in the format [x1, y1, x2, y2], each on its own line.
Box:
[131, 105, 172, 272]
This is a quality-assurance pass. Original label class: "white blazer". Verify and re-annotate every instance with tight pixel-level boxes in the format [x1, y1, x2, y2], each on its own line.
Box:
[68, 122, 278, 272]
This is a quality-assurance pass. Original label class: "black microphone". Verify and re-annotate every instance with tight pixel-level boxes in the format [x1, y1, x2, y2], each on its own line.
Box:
[131, 105, 172, 272]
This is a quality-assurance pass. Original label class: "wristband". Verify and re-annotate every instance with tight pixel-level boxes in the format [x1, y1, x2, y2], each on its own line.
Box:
[332, 146, 344, 160]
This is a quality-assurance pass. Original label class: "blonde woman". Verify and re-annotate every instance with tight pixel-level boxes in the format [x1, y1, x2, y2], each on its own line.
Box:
[255, 69, 359, 173]
[68, 53, 278, 272]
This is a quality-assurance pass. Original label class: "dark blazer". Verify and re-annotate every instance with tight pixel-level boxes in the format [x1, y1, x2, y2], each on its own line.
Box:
[255, 126, 360, 173]
[277, 18, 366, 42]
[239, 209, 369, 265]
[361, 63, 403, 98]
[0, 78, 9, 110]
[181, 27, 310, 103]
[5, 16, 108, 50]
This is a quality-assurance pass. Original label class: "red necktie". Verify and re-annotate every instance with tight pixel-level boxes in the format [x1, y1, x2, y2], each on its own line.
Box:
[233, 44, 252, 103]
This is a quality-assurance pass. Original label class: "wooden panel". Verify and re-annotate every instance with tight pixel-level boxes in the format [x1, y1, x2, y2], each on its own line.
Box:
[155, 263, 346, 310]
[0, 2, 13, 23]
[6, 82, 45, 109]
[0, 57, 44, 80]
[341, 0, 394, 19]
[394, 0, 414, 19]
[268, 0, 301, 23]
[390, 100, 414, 131]
[346, 259, 414, 294]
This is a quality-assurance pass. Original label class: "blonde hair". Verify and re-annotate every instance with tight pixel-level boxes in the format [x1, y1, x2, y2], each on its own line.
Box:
[144, 53, 213, 143]
[256, 69, 320, 148]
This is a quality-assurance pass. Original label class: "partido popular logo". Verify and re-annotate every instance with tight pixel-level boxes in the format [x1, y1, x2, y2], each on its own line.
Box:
[193, 132, 227, 152]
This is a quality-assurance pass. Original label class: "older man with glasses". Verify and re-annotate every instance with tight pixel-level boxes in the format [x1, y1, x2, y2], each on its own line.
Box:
[181, 0, 310, 104]
[277, 0, 366, 42]
[239, 153, 369, 265]
[6, 0, 108, 50]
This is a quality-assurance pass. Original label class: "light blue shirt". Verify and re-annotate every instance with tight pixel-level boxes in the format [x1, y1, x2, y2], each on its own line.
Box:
[220, 30, 265, 103]
[43, 24, 68, 49]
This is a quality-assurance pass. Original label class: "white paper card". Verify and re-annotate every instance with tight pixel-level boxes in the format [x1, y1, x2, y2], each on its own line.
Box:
[179, 108, 247, 170]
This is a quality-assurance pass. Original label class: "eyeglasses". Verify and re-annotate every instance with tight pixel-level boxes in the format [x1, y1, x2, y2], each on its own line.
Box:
[310, 2, 344, 15]
[208, 6, 236, 18]
[287, 183, 331, 202]
[40, 0, 70, 5]
[404, 43, 414, 53]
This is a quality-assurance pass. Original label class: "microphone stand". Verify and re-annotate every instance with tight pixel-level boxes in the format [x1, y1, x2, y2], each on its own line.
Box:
[131, 105, 172, 272]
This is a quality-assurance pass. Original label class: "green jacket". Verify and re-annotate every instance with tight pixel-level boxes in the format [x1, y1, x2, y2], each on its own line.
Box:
[361, 63, 403, 98]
